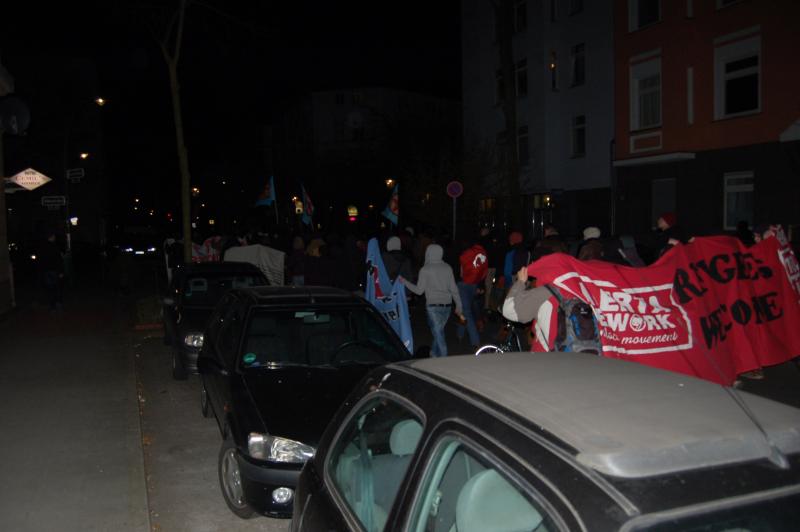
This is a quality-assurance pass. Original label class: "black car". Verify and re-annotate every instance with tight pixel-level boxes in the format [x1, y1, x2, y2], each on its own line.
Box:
[291, 352, 800, 532]
[162, 261, 268, 379]
[197, 286, 411, 519]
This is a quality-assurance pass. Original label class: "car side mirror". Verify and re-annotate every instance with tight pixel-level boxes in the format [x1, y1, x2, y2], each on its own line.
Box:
[163, 296, 176, 307]
[414, 345, 431, 359]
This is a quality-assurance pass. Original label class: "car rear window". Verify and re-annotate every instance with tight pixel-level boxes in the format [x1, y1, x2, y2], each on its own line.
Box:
[181, 273, 266, 306]
[633, 491, 800, 531]
[240, 307, 407, 368]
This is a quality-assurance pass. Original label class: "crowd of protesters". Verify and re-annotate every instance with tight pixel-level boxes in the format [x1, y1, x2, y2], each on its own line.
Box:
[154, 212, 792, 358]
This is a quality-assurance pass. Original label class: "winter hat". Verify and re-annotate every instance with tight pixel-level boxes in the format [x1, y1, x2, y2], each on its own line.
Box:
[659, 212, 677, 228]
[508, 231, 523, 245]
[583, 226, 601, 240]
[386, 236, 402, 252]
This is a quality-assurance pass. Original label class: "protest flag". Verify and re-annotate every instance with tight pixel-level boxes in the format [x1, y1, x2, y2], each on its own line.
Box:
[382, 183, 399, 226]
[301, 184, 314, 226]
[255, 176, 276, 206]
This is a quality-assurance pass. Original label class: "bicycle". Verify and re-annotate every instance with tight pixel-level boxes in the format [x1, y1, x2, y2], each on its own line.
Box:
[474, 319, 529, 355]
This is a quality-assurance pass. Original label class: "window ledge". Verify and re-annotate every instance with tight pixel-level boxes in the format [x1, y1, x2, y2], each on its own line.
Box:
[714, 109, 761, 122]
[629, 125, 662, 134]
[628, 19, 664, 34]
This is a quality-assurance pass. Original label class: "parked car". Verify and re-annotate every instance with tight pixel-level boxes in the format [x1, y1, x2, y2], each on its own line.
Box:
[197, 286, 412, 519]
[291, 352, 800, 532]
[162, 261, 268, 379]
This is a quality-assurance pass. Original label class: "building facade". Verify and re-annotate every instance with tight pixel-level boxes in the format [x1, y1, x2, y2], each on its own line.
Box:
[0, 59, 14, 312]
[462, 0, 615, 238]
[272, 87, 461, 230]
[613, 0, 800, 241]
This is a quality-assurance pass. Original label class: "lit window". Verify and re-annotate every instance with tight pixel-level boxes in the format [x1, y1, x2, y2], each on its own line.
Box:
[516, 59, 528, 98]
[549, 51, 559, 91]
[714, 36, 760, 119]
[630, 57, 661, 130]
[628, 0, 660, 31]
[570, 43, 585, 87]
[723, 172, 754, 230]
[571, 115, 586, 157]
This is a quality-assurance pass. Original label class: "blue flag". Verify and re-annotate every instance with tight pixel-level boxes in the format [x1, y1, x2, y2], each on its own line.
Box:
[255, 176, 276, 206]
[301, 184, 314, 226]
[381, 183, 399, 225]
[365, 238, 413, 352]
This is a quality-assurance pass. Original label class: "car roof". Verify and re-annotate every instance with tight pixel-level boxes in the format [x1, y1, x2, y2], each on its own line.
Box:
[233, 286, 367, 307]
[175, 261, 264, 275]
[397, 353, 800, 479]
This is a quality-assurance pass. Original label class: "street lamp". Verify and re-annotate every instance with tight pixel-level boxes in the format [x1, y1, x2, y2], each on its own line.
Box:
[385, 178, 395, 188]
[63, 96, 106, 255]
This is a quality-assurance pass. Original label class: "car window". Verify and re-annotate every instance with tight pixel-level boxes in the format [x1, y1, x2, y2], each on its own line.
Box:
[216, 305, 244, 365]
[181, 273, 266, 307]
[409, 437, 557, 532]
[239, 307, 407, 369]
[327, 397, 423, 532]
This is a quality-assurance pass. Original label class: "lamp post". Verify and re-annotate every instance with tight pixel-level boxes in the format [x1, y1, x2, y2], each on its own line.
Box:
[62, 97, 105, 256]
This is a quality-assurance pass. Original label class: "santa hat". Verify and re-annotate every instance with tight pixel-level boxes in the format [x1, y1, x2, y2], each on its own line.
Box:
[659, 212, 677, 227]
[508, 231, 523, 245]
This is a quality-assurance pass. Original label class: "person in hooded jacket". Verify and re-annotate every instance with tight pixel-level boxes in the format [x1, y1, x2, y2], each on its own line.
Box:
[400, 244, 464, 357]
[382, 236, 414, 283]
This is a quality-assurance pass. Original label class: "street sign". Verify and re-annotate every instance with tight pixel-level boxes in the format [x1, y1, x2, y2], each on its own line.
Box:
[446, 180, 464, 199]
[9, 168, 52, 191]
[41, 195, 67, 208]
[66, 168, 85, 183]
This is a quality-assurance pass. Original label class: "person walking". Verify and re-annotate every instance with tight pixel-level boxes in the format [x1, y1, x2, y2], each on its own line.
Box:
[382, 236, 414, 283]
[38, 232, 65, 311]
[400, 244, 464, 357]
[456, 238, 488, 350]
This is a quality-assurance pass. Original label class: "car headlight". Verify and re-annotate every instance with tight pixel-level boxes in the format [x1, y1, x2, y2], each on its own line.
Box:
[247, 433, 315, 463]
[184, 332, 204, 348]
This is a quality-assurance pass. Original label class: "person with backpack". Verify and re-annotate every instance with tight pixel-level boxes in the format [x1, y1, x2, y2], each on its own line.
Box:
[502, 266, 601, 355]
[502, 231, 531, 291]
[456, 238, 489, 349]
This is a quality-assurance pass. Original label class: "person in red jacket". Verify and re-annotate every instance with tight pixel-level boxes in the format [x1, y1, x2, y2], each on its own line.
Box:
[456, 238, 489, 349]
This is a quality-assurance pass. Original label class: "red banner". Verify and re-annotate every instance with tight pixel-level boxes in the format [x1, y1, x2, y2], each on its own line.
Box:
[528, 231, 800, 385]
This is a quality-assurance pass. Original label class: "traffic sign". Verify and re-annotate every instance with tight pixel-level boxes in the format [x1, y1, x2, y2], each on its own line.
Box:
[446, 180, 463, 199]
[41, 195, 67, 208]
[9, 168, 52, 191]
[66, 168, 85, 183]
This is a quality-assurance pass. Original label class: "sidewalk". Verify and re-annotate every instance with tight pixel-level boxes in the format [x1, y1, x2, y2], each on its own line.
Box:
[0, 279, 150, 531]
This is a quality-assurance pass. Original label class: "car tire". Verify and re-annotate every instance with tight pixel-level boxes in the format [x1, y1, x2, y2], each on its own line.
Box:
[172, 351, 188, 380]
[200, 384, 211, 418]
[218, 437, 255, 519]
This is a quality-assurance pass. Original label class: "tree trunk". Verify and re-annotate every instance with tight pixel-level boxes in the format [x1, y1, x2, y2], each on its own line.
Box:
[167, 63, 193, 264]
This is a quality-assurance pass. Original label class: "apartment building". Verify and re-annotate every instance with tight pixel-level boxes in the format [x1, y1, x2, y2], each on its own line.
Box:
[462, 0, 615, 237]
[613, 0, 800, 238]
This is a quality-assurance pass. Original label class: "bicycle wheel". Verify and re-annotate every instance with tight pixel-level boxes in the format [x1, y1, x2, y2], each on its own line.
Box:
[475, 344, 503, 356]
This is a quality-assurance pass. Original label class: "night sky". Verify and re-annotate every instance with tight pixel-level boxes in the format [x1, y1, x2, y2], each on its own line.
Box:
[2, 0, 461, 230]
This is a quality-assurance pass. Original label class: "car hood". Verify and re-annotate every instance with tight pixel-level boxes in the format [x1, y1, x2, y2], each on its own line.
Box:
[176, 307, 213, 334]
[242, 365, 374, 446]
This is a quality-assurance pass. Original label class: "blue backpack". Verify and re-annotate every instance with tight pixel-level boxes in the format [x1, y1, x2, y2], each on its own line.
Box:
[545, 286, 601, 355]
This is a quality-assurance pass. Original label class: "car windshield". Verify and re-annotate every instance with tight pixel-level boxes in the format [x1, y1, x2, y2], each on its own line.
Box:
[181, 273, 266, 307]
[636, 491, 800, 531]
[240, 307, 407, 369]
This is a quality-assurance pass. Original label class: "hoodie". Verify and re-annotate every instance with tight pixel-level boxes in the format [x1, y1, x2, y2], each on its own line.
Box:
[402, 244, 462, 313]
